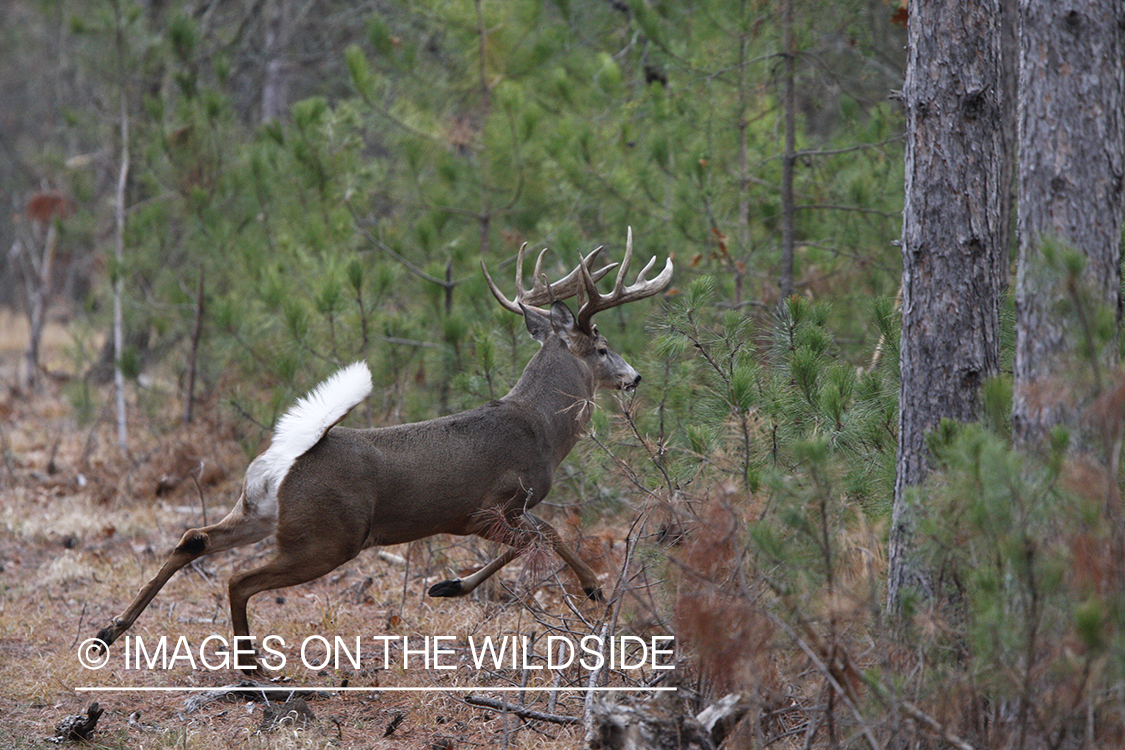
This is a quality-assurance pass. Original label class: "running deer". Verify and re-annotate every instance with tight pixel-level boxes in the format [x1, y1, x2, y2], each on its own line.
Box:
[93, 230, 672, 671]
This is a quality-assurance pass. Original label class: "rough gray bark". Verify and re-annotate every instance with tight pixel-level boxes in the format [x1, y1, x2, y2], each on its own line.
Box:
[997, 0, 1018, 286]
[887, 0, 1006, 613]
[1011, 0, 1125, 449]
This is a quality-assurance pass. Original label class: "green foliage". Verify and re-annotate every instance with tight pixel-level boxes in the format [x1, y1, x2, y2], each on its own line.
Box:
[907, 422, 1125, 710]
[25, 0, 908, 542]
[1037, 237, 1120, 367]
[37, 0, 903, 448]
[654, 276, 897, 503]
[743, 431, 877, 626]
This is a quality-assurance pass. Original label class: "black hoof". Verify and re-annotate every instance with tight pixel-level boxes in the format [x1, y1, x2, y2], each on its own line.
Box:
[428, 579, 464, 597]
[93, 625, 117, 650]
[585, 586, 604, 602]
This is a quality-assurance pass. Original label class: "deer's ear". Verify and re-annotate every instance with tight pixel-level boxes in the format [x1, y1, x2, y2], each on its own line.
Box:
[521, 303, 552, 342]
[549, 301, 580, 345]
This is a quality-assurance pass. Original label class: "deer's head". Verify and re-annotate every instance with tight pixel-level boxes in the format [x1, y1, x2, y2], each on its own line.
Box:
[483, 228, 673, 393]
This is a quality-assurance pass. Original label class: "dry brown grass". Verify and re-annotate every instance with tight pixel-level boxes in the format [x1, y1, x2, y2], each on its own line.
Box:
[0, 324, 672, 749]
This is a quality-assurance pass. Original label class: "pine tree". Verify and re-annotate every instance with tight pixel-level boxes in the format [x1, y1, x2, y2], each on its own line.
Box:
[1011, 0, 1125, 451]
[887, 0, 1007, 613]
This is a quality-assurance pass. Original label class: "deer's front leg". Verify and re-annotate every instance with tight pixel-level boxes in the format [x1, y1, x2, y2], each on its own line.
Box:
[428, 546, 522, 597]
[427, 514, 602, 601]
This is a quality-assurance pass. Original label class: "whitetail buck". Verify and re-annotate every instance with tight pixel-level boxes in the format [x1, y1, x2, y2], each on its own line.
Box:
[93, 230, 672, 671]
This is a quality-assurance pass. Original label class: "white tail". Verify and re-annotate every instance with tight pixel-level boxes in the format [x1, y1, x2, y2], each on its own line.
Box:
[269, 360, 372, 462]
[95, 231, 672, 673]
[244, 362, 373, 514]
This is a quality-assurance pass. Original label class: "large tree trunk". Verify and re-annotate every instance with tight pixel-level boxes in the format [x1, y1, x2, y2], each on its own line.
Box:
[887, 0, 1007, 613]
[1011, 0, 1125, 449]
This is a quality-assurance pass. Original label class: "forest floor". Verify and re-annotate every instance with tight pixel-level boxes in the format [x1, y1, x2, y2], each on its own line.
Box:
[0, 310, 681, 749]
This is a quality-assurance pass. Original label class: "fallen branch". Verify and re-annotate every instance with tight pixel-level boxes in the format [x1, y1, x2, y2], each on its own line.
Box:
[50, 702, 104, 743]
[465, 693, 580, 725]
[898, 699, 977, 750]
[585, 694, 715, 750]
[183, 681, 321, 713]
[376, 549, 407, 566]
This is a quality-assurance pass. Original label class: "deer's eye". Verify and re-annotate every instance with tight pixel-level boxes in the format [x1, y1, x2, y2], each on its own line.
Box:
[597, 348, 608, 356]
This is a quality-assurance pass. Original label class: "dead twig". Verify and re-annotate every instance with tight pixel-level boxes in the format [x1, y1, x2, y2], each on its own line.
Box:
[184, 267, 204, 424]
[70, 602, 88, 649]
[189, 461, 208, 526]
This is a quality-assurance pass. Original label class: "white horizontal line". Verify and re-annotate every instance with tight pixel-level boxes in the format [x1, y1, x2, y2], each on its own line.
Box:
[76, 686, 676, 693]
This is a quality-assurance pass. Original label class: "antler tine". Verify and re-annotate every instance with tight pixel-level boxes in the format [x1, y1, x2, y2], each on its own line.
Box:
[610, 224, 636, 297]
[483, 245, 617, 318]
[531, 247, 548, 296]
[482, 254, 525, 316]
[512, 243, 545, 302]
[577, 227, 674, 331]
[548, 247, 615, 298]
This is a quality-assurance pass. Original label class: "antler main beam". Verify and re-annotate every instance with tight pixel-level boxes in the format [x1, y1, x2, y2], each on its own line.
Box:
[483, 244, 616, 317]
[483, 228, 673, 326]
[576, 227, 674, 331]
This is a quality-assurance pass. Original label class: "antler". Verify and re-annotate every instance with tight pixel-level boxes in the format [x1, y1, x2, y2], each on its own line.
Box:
[576, 227, 674, 331]
[483, 244, 616, 317]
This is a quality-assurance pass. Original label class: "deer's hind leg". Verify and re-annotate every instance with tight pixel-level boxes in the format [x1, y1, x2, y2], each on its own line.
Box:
[227, 533, 363, 672]
[428, 513, 603, 601]
[94, 494, 274, 650]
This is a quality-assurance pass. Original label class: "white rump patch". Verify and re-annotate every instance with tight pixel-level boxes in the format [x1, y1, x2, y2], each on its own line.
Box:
[244, 361, 373, 516]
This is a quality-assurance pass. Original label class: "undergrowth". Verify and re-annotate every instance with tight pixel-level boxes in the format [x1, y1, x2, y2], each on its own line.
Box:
[617, 278, 1125, 749]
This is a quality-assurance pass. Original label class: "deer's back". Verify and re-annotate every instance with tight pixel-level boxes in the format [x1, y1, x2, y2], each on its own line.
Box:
[276, 400, 557, 547]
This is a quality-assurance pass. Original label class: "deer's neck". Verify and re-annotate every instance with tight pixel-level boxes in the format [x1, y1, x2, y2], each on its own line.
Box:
[502, 341, 595, 464]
